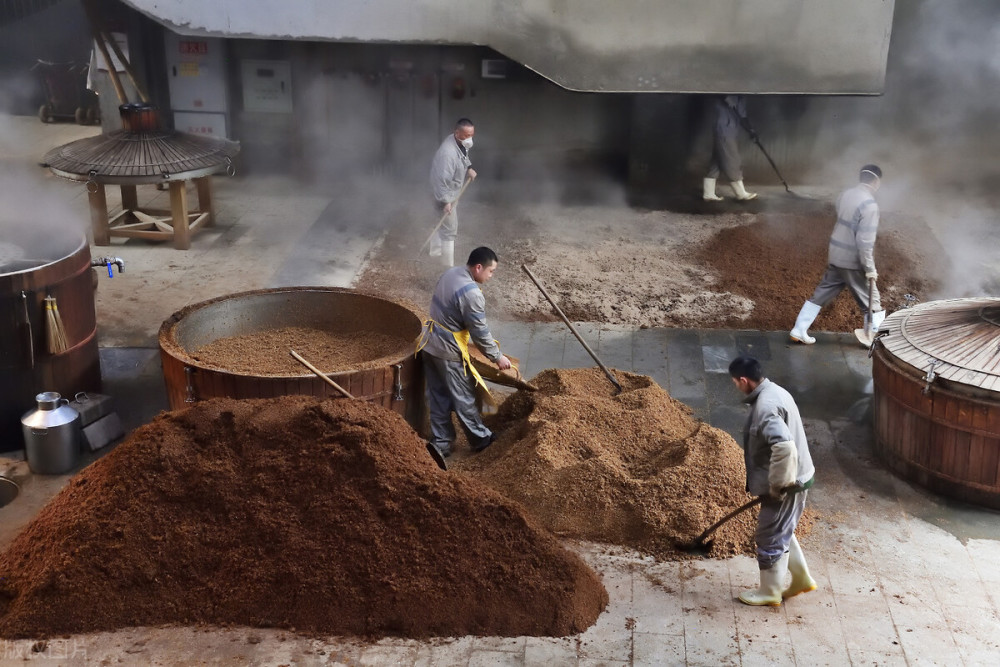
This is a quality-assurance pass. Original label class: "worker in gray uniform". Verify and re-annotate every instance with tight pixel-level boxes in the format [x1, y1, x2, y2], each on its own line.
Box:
[429, 118, 477, 267]
[729, 356, 817, 607]
[703, 95, 757, 202]
[790, 164, 885, 344]
[417, 246, 511, 457]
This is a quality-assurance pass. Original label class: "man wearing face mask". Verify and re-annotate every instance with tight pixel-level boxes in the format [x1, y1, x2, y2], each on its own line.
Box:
[429, 118, 477, 267]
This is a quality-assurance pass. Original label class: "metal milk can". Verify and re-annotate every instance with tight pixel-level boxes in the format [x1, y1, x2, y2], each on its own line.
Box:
[21, 391, 82, 474]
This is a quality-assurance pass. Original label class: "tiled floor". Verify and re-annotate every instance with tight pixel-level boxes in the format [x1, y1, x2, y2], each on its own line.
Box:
[1, 115, 999, 665]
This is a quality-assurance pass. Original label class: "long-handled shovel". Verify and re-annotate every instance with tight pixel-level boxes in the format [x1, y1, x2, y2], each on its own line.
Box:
[291, 349, 448, 471]
[740, 118, 813, 200]
[418, 178, 472, 256]
[521, 264, 622, 394]
[854, 278, 877, 348]
[676, 496, 763, 554]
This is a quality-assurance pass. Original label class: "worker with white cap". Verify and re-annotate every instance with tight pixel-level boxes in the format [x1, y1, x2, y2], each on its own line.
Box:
[429, 118, 477, 267]
[790, 164, 886, 344]
[729, 356, 817, 607]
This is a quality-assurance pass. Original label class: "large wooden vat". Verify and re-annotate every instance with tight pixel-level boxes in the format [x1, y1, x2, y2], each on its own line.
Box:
[0, 227, 102, 452]
[872, 298, 1000, 509]
[158, 287, 425, 430]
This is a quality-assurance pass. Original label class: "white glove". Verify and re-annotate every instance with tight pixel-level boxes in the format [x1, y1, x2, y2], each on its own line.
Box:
[768, 440, 798, 499]
[865, 270, 878, 281]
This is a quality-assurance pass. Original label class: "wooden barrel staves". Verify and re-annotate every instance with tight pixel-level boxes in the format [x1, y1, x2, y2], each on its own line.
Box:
[872, 299, 1000, 509]
[158, 287, 425, 432]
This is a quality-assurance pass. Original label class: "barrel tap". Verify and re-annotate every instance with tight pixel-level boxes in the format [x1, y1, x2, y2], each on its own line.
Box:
[91, 256, 126, 277]
[922, 358, 940, 395]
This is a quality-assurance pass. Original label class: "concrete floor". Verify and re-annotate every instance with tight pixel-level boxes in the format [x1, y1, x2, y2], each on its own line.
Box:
[1, 117, 999, 665]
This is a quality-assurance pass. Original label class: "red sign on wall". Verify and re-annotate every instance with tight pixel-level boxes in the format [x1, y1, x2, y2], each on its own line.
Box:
[179, 41, 208, 55]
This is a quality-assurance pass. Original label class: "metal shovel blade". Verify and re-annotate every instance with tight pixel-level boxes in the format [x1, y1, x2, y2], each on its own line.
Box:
[854, 327, 875, 348]
[675, 496, 764, 554]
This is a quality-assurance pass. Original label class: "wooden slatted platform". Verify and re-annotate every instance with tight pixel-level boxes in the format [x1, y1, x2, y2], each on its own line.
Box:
[43, 130, 240, 250]
[43, 130, 239, 183]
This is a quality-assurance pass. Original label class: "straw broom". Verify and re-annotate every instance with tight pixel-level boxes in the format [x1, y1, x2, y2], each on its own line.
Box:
[44, 295, 69, 354]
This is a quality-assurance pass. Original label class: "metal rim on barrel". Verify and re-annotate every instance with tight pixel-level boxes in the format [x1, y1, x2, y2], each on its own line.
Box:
[157, 286, 426, 430]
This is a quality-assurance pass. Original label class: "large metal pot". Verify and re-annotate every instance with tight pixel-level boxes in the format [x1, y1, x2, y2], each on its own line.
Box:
[21, 391, 82, 474]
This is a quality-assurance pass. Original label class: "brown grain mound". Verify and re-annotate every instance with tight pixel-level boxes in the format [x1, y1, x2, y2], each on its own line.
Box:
[457, 368, 758, 561]
[697, 213, 945, 332]
[192, 326, 411, 375]
[0, 397, 607, 640]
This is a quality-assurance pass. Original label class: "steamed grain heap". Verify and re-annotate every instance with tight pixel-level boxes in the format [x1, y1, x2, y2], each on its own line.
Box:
[459, 368, 757, 560]
[192, 326, 411, 375]
[0, 397, 607, 639]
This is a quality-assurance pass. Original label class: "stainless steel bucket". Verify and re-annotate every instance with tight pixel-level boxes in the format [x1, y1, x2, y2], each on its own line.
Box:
[21, 391, 82, 474]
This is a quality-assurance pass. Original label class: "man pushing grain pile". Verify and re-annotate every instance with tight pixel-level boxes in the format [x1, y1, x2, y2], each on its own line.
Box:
[417, 246, 511, 458]
[730, 356, 817, 606]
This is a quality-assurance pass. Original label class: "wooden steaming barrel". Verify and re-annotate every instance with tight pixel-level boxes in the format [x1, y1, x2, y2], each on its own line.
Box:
[0, 227, 101, 452]
[872, 298, 1000, 509]
[158, 287, 425, 430]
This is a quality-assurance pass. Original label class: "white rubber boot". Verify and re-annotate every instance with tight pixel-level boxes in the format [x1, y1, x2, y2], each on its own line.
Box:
[429, 233, 442, 258]
[782, 535, 817, 599]
[790, 301, 821, 344]
[740, 552, 788, 606]
[703, 178, 724, 201]
[732, 180, 758, 201]
[871, 309, 886, 332]
[441, 239, 455, 267]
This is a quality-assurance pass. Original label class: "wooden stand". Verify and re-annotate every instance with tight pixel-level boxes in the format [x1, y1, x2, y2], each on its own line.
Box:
[87, 176, 216, 250]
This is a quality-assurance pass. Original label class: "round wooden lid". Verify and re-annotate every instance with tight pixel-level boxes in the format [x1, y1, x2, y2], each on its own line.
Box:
[879, 297, 1000, 393]
[43, 129, 240, 184]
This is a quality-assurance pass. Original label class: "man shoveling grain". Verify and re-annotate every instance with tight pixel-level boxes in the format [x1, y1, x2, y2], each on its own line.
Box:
[730, 356, 817, 606]
[790, 164, 886, 344]
[417, 246, 511, 458]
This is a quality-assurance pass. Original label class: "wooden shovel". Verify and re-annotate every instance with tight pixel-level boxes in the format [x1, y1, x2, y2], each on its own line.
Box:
[521, 264, 622, 394]
[418, 178, 472, 256]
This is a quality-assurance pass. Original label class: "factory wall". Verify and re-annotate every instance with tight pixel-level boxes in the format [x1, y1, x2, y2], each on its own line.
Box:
[223, 40, 630, 186]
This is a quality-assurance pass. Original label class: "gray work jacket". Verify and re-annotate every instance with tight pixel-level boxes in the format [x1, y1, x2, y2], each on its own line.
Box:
[741, 379, 815, 497]
[828, 183, 880, 273]
[430, 135, 471, 205]
[715, 95, 747, 138]
[421, 266, 501, 362]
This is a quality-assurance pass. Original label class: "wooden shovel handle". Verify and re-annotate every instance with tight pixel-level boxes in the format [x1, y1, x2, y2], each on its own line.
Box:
[521, 264, 622, 394]
[290, 349, 354, 399]
[418, 178, 473, 255]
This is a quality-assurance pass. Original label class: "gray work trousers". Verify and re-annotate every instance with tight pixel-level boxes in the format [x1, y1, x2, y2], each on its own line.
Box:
[809, 265, 882, 313]
[756, 490, 808, 568]
[706, 132, 743, 182]
[423, 352, 491, 455]
[435, 201, 458, 243]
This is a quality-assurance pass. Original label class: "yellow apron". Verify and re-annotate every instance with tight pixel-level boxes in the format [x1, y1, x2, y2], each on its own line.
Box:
[415, 319, 492, 396]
